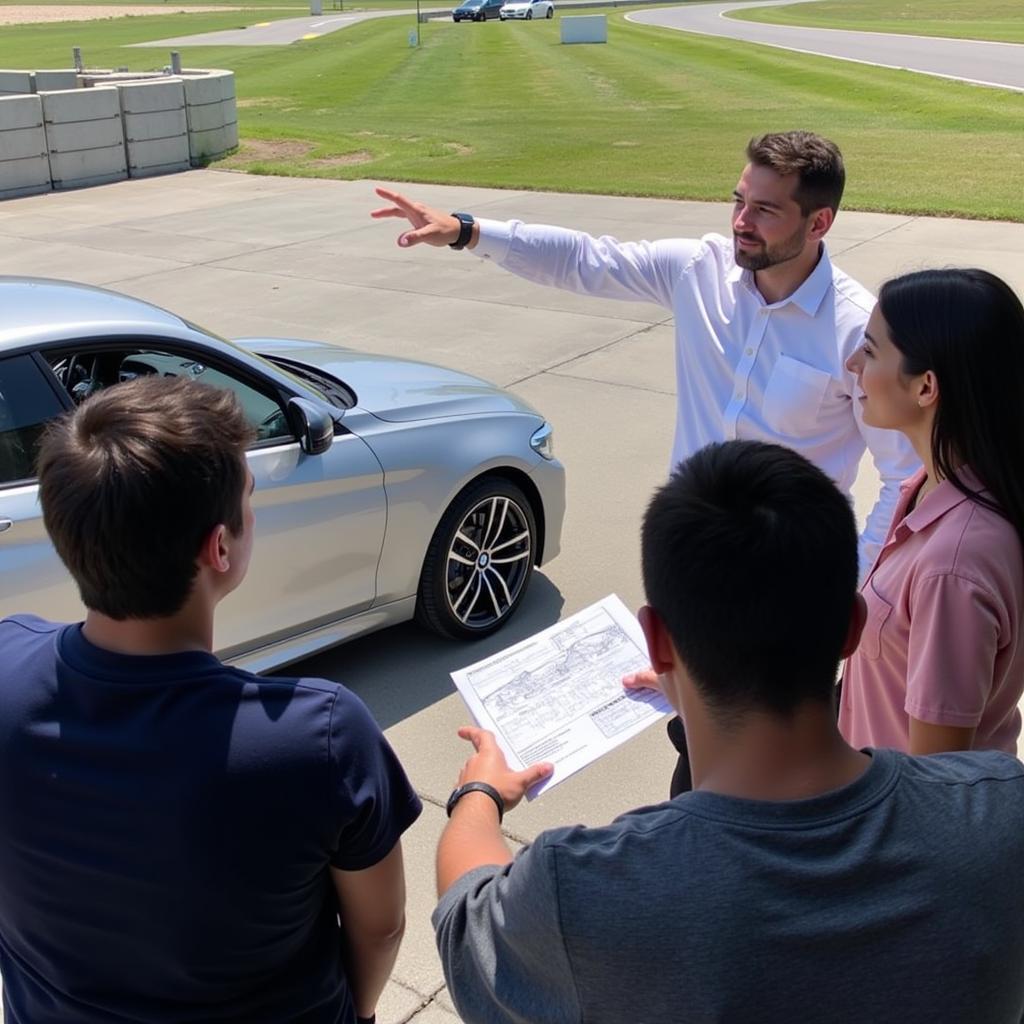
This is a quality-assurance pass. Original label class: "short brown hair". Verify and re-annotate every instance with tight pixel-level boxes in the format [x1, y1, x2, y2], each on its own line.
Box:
[746, 131, 845, 216]
[38, 377, 255, 620]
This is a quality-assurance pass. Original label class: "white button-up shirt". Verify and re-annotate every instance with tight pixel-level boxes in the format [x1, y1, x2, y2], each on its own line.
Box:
[473, 221, 918, 571]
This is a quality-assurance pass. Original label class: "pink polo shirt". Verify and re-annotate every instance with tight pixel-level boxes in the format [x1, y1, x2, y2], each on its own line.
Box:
[840, 467, 1024, 754]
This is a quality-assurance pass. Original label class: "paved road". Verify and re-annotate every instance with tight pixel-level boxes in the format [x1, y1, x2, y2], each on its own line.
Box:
[628, 0, 1024, 92]
[134, 6, 444, 47]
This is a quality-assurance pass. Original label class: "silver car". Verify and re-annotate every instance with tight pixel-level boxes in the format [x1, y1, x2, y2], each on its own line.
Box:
[0, 278, 565, 672]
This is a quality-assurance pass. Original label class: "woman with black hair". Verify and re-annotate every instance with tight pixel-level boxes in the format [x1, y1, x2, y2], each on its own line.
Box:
[841, 268, 1024, 755]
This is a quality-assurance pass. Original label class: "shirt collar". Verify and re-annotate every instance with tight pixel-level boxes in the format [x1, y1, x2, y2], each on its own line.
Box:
[899, 466, 986, 533]
[727, 242, 834, 316]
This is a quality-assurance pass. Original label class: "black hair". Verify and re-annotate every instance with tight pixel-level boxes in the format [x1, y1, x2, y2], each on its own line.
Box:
[641, 441, 857, 722]
[879, 268, 1024, 548]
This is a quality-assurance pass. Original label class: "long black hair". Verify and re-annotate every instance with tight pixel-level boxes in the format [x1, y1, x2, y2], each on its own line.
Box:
[878, 268, 1024, 546]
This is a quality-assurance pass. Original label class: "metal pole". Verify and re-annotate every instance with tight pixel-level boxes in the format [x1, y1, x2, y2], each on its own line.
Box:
[72, 46, 83, 72]
[170, 51, 182, 75]
[416, 0, 421, 44]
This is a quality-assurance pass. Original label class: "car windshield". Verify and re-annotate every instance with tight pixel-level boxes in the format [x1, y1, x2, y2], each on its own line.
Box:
[182, 317, 332, 405]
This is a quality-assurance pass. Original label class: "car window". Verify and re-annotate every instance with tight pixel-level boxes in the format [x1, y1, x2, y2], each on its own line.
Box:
[47, 347, 294, 446]
[0, 354, 67, 487]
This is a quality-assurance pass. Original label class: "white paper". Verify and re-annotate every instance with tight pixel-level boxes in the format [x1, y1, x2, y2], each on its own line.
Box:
[450, 594, 672, 798]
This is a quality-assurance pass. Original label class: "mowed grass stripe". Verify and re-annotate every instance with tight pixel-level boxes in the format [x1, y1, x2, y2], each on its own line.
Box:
[730, 0, 1024, 45]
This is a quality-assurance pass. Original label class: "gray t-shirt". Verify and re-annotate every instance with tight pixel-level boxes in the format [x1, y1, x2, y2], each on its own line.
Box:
[433, 749, 1024, 1023]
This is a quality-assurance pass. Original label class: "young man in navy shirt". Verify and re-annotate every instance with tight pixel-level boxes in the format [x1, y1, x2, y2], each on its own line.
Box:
[0, 376, 421, 1024]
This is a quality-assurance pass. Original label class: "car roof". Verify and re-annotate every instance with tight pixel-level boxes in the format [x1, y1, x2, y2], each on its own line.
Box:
[0, 277, 188, 349]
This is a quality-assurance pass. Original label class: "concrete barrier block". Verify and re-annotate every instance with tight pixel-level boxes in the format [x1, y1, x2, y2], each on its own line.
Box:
[0, 126, 48, 162]
[124, 108, 187, 142]
[186, 100, 229, 133]
[0, 70, 34, 96]
[0, 156, 52, 199]
[561, 14, 607, 43]
[46, 117, 124, 153]
[50, 145, 127, 188]
[182, 75, 224, 106]
[221, 94, 237, 124]
[34, 69, 80, 92]
[127, 135, 190, 177]
[117, 78, 185, 115]
[41, 86, 120, 124]
[188, 123, 234, 163]
[222, 117, 238, 150]
[0, 94, 43, 132]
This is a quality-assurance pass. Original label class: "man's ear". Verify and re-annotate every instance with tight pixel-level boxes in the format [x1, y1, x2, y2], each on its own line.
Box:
[198, 523, 232, 575]
[841, 592, 868, 658]
[808, 206, 834, 241]
[638, 604, 675, 675]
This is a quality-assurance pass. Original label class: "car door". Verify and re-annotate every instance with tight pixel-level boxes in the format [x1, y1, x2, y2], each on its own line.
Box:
[32, 342, 388, 657]
[0, 352, 87, 625]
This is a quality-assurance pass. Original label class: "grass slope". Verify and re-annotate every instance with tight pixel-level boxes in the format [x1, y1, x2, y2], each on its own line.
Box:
[0, 9, 1019, 219]
[730, 0, 1024, 45]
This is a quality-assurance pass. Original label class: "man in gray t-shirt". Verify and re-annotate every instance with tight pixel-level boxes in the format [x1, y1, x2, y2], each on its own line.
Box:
[433, 441, 1024, 1024]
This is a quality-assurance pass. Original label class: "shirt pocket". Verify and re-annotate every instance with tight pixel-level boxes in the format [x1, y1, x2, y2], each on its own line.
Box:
[859, 579, 895, 661]
[762, 354, 833, 437]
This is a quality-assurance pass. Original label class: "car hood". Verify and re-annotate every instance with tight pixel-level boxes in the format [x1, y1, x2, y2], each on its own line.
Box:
[236, 337, 542, 423]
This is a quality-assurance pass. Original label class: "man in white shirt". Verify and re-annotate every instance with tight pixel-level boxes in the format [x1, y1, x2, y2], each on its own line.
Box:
[372, 130, 916, 574]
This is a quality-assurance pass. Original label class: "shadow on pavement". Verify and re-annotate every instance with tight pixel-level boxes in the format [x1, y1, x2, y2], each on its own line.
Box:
[291, 573, 565, 729]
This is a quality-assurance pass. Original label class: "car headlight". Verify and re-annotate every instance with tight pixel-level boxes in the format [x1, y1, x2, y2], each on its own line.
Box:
[530, 422, 554, 460]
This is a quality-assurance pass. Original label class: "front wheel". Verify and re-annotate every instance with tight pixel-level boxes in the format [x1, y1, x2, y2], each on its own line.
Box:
[545, 6, 552, 16]
[525, 8, 532, 17]
[417, 476, 537, 640]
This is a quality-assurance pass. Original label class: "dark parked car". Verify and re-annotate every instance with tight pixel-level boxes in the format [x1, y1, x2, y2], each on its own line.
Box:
[453, 0, 504, 21]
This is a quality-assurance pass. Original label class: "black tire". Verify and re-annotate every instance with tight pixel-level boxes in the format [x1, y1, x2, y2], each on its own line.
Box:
[416, 476, 537, 640]
[526, 8, 532, 18]
[545, 6, 552, 16]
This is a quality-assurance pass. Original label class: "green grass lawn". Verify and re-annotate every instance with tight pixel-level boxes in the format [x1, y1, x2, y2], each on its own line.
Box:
[730, 0, 1024, 45]
[0, 6, 1020, 220]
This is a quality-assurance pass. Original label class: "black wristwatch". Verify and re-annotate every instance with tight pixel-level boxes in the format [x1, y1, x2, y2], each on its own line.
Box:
[449, 211, 475, 250]
[446, 780, 504, 823]
[356, 1016, 375, 1024]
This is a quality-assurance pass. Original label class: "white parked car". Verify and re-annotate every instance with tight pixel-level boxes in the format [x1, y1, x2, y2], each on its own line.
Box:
[500, 0, 554, 19]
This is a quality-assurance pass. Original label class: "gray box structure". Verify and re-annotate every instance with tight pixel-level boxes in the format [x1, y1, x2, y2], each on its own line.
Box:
[560, 14, 608, 43]
[0, 94, 50, 198]
[41, 87, 127, 189]
[118, 79, 190, 178]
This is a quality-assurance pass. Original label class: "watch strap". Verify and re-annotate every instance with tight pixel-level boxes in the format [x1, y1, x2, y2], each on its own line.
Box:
[449, 212, 475, 251]
[446, 780, 504, 823]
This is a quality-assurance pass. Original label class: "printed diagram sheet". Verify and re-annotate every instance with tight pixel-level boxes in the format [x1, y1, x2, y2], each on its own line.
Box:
[451, 595, 672, 797]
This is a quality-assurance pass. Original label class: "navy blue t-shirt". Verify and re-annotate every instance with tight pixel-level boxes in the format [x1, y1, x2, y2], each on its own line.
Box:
[0, 615, 422, 1023]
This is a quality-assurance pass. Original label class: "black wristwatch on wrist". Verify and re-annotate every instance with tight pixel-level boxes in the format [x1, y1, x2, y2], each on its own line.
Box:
[356, 1015, 375, 1024]
[446, 780, 505, 823]
[449, 212, 475, 251]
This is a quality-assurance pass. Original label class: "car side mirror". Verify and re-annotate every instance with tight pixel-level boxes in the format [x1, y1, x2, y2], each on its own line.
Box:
[287, 397, 335, 456]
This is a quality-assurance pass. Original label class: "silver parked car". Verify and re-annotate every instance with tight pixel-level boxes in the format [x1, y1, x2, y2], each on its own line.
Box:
[0, 278, 564, 672]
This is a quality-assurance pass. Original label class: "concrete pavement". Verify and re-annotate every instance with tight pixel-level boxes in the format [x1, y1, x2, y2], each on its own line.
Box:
[629, 0, 1024, 92]
[0, 170, 1023, 1022]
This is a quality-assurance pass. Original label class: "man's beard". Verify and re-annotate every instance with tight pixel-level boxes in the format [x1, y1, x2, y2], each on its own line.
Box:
[733, 221, 809, 271]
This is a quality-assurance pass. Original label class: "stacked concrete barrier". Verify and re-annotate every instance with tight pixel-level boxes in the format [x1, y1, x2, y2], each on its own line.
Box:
[117, 78, 190, 178]
[0, 67, 237, 197]
[41, 86, 127, 190]
[181, 70, 238, 165]
[0, 95, 50, 199]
